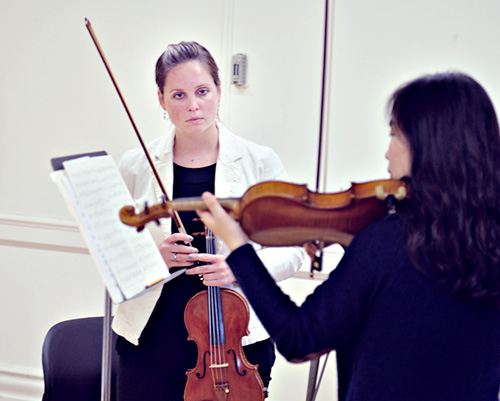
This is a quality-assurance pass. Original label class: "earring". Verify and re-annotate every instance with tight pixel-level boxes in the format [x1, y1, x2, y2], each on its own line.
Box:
[163, 111, 167, 120]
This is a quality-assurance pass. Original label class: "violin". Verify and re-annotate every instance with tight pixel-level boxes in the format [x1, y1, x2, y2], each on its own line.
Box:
[184, 229, 264, 401]
[120, 179, 409, 248]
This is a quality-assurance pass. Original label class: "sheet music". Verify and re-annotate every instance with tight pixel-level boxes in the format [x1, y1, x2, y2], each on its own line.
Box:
[57, 172, 124, 302]
[60, 155, 171, 301]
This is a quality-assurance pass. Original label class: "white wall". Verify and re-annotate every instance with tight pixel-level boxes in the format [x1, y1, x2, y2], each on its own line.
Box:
[1, 0, 500, 400]
[325, 0, 500, 190]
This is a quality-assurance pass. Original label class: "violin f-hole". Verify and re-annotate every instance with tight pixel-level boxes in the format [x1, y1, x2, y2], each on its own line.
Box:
[195, 350, 210, 379]
[227, 348, 248, 376]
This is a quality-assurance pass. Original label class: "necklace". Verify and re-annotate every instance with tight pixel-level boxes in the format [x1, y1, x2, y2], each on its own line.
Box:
[175, 143, 218, 162]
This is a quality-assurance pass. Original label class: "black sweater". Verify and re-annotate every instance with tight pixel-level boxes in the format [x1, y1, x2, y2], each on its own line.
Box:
[226, 214, 500, 401]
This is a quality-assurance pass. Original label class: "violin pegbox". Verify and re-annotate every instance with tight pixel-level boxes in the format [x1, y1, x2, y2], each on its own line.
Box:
[120, 198, 168, 232]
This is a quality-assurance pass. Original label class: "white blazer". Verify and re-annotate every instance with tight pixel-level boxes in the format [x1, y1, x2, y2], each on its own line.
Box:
[112, 122, 305, 345]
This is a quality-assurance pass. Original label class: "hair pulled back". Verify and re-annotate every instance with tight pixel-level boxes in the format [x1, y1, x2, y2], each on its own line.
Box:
[389, 72, 500, 308]
[155, 41, 220, 94]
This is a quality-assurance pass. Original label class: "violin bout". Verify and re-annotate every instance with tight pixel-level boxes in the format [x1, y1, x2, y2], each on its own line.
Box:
[184, 288, 265, 401]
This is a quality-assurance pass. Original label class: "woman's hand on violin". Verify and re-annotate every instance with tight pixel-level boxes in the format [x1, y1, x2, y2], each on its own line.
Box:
[186, 254, 236, 287]
[197, 191, 249, 251]
[159, 233, 198, 269]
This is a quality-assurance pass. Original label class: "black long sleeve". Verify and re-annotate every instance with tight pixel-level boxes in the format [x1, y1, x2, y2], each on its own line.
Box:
[226, 214, 500, 401]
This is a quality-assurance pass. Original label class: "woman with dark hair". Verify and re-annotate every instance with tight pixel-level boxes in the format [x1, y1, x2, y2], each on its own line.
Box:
[112, 41, 305, 401]
[390, 73, 500, 308]
[195, 72, 500, 400]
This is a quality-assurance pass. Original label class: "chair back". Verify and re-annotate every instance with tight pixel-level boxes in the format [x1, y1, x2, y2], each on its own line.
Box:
[41, 317, 118, 401]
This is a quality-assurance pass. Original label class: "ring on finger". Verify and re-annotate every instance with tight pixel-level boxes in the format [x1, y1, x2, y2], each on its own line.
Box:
[173, 253, 177, 262]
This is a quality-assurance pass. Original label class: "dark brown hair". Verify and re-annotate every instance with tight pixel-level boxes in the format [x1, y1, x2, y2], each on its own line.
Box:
[389, 72, 500, 308]
[155, 41, 220, 94]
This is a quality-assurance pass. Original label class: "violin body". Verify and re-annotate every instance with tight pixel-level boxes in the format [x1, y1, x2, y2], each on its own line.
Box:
[120, 179, 409, 248]
[184, 288, 264, 401]
[237, 180, 407, 247]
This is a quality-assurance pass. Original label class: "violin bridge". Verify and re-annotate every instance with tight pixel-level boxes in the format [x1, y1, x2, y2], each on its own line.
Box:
[209, 362, 229, 369]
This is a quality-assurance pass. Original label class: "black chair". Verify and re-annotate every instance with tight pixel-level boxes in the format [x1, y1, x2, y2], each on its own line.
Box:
[41, 317, 118, 401]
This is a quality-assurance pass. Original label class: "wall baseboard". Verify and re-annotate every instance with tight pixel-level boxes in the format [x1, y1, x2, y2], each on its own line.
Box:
[0, 365, 43, 401]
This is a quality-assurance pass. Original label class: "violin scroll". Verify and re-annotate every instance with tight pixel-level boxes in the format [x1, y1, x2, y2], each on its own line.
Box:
[120, 201, 169, 231]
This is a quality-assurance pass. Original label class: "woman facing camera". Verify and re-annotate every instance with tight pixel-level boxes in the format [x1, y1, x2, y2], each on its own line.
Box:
[113, 41, 305, 401]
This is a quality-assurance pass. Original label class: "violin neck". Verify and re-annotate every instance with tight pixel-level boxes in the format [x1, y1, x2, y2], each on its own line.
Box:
[170, 197, 239, 214]
[206, 228, 216, 255]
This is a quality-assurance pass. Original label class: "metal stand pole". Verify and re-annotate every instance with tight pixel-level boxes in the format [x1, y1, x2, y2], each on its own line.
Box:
[101, 290, 113, 401]
[306, 358, 320, 401]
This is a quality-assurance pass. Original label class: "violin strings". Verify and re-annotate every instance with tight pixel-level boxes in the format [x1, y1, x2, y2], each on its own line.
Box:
[208, 286, 218, 388]
[210, 287, 227, 390]
[207, 229, 228, 391]
[207, 230, 217, 387]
